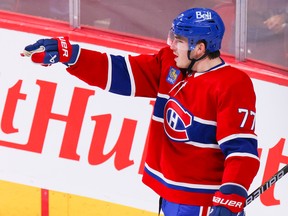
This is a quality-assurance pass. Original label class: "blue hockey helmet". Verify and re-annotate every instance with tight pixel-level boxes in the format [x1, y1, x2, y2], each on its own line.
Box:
[168, 8, 225, 52]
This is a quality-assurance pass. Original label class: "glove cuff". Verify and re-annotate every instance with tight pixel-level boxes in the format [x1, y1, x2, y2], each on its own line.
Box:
[68, 44, 80, 65]
[212, 191, 246, 213]
[56, 36, 80, 64]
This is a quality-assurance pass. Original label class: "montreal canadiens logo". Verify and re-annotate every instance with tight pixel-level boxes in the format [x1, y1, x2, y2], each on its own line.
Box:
[164, 98, 193, 141]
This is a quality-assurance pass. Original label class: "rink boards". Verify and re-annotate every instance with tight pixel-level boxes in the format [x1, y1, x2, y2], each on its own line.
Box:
[0, 20, 288, 216]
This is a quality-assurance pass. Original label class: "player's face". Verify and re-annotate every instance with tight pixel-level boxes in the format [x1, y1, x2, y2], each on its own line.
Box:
[169, 35, 191, 69]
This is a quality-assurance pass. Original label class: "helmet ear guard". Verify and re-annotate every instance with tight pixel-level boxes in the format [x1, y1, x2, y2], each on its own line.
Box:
[169, 8, 225, 53]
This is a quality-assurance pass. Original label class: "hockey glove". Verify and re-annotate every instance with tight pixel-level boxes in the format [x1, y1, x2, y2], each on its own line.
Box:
[21, 36, 80, 66]
[209, 191, 246, 216]
[209, 206, 245, 216]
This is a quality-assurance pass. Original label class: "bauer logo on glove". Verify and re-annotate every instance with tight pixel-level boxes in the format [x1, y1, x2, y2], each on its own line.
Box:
[21, 36, 80, 66]
[210, 191, 246, 216]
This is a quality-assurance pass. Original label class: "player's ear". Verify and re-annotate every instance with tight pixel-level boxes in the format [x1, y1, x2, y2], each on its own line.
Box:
[195, 42, 206, 55]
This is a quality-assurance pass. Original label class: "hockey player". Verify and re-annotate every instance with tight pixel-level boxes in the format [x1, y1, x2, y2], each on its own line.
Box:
[22, 8, 260, 216]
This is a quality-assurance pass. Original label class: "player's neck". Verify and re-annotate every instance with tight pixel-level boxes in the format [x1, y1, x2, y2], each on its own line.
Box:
[193, 57, 223, 73]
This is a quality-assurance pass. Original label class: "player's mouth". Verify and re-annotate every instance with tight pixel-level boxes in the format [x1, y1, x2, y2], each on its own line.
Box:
[173, 53, 178, 62]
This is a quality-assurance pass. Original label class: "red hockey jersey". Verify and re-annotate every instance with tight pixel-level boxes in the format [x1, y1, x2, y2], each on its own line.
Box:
[67, 46, 260, 206]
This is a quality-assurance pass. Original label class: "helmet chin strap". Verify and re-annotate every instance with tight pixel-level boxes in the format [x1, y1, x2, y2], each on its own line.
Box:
[186, 50, 208, 74]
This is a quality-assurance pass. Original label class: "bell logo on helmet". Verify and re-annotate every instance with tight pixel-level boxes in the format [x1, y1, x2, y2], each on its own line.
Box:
[195, 11, 212, 21]
[172, 8, 224, 52]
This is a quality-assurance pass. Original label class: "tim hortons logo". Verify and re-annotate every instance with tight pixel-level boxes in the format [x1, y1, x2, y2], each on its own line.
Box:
[0, 79, 154, 173]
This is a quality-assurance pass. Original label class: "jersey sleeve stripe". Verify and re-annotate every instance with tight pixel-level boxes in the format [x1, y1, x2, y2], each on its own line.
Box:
[218, 133, 257, 145]
[152, 115, 164, 123]
[124, 55, 136, 96]
[158, 93, 170, 99]
[185, 141, 220, 149]
[153, 94, 169, 119]
[194, 117, 217, 126]
[105, 54, 112, 92]
[226, 152, 260, 160]
[109, 55, 132, 95]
